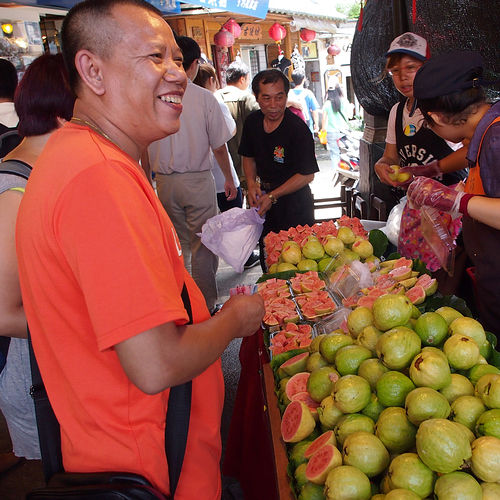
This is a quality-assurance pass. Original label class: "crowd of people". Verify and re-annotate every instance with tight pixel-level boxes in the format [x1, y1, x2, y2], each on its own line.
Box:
[0, 0, 498, 497]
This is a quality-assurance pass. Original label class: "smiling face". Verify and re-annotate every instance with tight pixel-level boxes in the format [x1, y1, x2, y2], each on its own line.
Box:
[256, 79, 287, 124]
[388, 55, 424, 99]
[98, 4, 187, 148]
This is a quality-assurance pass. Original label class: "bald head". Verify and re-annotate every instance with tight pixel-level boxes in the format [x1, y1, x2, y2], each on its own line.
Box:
[61, 0, 163, 93]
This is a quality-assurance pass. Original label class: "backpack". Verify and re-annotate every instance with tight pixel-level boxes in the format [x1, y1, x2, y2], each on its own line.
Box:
[0, 159, 32, 374]
[0, 123, 22, 158]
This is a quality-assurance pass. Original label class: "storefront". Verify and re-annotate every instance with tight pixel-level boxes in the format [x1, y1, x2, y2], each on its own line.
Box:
[165, 0, 347, 105]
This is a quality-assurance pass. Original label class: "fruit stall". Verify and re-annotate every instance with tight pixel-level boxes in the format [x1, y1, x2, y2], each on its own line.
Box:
[223, 217, 500, 500]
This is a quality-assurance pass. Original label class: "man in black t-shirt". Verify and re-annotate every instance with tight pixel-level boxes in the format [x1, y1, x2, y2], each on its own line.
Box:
[239, 69, 319, 270]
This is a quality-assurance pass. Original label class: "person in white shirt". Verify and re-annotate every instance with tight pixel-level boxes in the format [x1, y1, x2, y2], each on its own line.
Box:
[145, 37, 236, 313]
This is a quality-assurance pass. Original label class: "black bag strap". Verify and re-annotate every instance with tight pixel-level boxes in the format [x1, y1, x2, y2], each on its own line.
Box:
[165, 284, 193, 497]
[28, 283, 194, 497]
[0, 158, 32, 180]
[28, 327, 63, 481]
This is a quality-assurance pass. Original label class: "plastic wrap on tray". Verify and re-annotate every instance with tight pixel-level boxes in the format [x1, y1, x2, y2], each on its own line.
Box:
[313, 307, 351, 335]
[326, 260, 374, 302]
[420, 207, 456, 276]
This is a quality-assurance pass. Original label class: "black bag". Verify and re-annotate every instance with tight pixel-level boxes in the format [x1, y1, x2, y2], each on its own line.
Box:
[27, 284, 194, 499]
[0, 125, 21, 158]
[0, 159, 33, 374]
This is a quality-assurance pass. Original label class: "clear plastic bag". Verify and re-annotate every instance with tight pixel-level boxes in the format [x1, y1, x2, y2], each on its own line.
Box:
[382, 196, 406, 247]
[420, 207, 456, 276]
[199, 207, 265, 273]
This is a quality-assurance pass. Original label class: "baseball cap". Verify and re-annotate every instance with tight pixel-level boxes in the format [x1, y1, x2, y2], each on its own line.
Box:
[385, 32, 430, 61]
[410, 51, 485, 116]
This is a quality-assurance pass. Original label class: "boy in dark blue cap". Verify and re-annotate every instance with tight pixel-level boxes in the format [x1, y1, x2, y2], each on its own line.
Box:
[406, 50, 500, 338]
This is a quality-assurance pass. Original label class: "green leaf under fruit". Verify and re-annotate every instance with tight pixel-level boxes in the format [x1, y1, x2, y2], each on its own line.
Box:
[419, 293, 473, 317]
[368, 229, 388, 258]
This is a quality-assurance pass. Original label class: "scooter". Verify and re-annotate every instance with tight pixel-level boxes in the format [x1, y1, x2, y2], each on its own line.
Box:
[334, 131, 360, 187]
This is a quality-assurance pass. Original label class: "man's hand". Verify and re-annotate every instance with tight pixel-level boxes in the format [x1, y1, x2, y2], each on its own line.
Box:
[255, 193, 274, 217]
[407, 177, 465, 213]
[246, 183, 262, 207]
[219, 294, 265, 338]
[224, 180, 237, 201]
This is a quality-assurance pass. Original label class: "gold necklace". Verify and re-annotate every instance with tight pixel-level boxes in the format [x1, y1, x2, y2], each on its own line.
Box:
[70, 116, 115, 145]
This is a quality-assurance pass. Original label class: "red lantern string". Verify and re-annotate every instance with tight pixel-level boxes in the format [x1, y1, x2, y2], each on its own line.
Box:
[412, 0, 417, 24]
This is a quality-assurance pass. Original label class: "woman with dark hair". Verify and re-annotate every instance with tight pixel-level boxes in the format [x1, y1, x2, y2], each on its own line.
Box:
[406, 51, 500, 337]
[0, 53, 75, 464]
[321, 84, 350, 169]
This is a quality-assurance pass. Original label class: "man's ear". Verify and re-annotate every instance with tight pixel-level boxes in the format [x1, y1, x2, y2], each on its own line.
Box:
[74, 49, 106, 96]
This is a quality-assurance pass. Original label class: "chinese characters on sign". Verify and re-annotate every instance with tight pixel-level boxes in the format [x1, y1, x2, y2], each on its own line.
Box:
[186, 0, 269, 19]
[240, 24, 262, 40]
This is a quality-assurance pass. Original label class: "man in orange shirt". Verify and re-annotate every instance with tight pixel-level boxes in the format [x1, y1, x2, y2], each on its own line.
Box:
[15, 0, 264, 498]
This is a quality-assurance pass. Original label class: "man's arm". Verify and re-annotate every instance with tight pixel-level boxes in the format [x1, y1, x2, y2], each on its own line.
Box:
[212, 145, 237, 200]
[115, 293, 264, 394]
[255, 173, 315, 217]
[242, 155, 261, 206]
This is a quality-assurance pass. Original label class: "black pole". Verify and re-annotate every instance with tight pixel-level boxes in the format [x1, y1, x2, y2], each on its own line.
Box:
[392, 0, 409, 36]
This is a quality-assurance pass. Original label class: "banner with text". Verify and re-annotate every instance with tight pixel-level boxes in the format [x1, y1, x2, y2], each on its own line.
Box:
[180, 0, 269, 20]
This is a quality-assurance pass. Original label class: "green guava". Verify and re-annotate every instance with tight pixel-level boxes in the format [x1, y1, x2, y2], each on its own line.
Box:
[335, 413, 375, 446]
[471, 436, 500, 482]
[450, 395, 486, 430]
[317, 395, 343, 430]
[357, 358, 388, 390]
[439, 373, 474, 403]
[384, 489, 420, 500]
[449, 316, 487, 347]
[294, 463, 308, 489]
[302, 240, 325, 261]
[409, 347, 451, 390]
[298, 481, 325, 500]
[414, 311, 448, 346]
[416, 418, 472, 473]
[334, 345, 372, 376]
[405, 387, 451, 425]
[309, 334, 327, 353]
[307, 366, 340, 403]
[342, 431, 390, 478]
[333, 375, 371, 414]
[357, 325, 382, 353]
[388, 452, 436, 498]
[375, 407, 417, 453]
[435, 306, 463, 326]
[372, 294, 413, 331]
[469, 364, 500, 385]
[281, 245, 302, 264]
[297, 259, 319, 272]
[347, 306, 374, 338]
[476, 409, 500, 439]
[475, 373, 500, 409]
[337, 227, 356, 245]
[281, 401, 317, 443]
[376, 371, 415, 407]
[376, 326, 421, 370]
[319, 334, 354, 363]
[306, 352, 330, 372]
[361, 394, 385, 421]
[324, 236, 344, 257]
[289, 439, 314, 469]
[481, 482, 500, 500]
[443, 334, 480, 370]
[352, 239, 374, 259]
[323, 465, 371, 500]
[434, 471, 482, 500]
[281, 352, 310, 376]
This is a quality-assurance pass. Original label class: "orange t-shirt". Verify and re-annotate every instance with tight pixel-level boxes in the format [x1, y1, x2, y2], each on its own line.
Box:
[16, 123, 224, 498]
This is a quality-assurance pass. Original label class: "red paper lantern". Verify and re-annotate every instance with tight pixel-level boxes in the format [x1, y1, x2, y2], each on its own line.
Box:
[268, 22, 287, 43]
[214, 28, 235, 48]
[300, 28, 316, 42]
[223, 18, 241, 38]
[327, 44, 341, 56]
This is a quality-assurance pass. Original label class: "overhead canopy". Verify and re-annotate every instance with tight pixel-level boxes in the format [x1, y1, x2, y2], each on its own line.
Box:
[268, 0, 345, 21]
[289, 16, 339, 34]
[179, 0, 269, 19]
